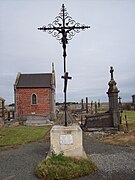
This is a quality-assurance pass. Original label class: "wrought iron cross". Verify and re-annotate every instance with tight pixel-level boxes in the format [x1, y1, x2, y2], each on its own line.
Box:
[38, 4, 90, 126]
[61, 72, 72, 93]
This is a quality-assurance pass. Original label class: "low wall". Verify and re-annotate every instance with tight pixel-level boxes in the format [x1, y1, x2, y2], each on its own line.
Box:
[84, 113, 113, 128]
[16, 114, 49, 121]
[15, 114, 51, 126]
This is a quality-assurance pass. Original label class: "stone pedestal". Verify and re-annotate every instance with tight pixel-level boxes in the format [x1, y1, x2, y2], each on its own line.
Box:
[50, 124, 87, 159]
[107, 66, 120, 128]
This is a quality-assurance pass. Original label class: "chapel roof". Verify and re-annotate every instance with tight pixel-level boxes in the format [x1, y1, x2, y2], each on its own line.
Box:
[15, 73, 52, 88]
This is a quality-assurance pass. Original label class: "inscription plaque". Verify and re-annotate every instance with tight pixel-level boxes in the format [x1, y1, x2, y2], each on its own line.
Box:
[60, 134, 73, 145]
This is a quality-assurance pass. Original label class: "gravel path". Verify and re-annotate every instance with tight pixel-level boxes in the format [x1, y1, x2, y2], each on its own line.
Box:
[0, 141, 49, 180]
[78, 132, 135, 180]
[0, 132, 135, 180]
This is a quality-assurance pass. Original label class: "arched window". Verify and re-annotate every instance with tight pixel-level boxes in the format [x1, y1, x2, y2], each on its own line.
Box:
[31, 94, 37, 105]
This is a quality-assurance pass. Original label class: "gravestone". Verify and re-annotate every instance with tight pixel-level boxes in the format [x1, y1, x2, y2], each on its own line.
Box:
[95, 101, 97, 114]
[86, 97, 88, 113]
[98, 99, 100, 111]
[90, 101, 93, 114]
[81, 99, 84, 110]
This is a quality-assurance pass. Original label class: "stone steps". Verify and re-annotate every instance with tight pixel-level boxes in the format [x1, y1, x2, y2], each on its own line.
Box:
[25, 120, 53, 126]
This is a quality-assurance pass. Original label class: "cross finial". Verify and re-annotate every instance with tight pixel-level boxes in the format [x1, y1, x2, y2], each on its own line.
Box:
[110, 66, 114, 80]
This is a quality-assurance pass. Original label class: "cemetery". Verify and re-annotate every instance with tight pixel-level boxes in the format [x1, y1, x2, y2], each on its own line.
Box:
[0, 3, 135, 180]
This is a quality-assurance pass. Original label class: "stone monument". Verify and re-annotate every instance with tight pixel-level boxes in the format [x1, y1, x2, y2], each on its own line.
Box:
[107, 66, 120, 128]
[50, 124, 87, 158]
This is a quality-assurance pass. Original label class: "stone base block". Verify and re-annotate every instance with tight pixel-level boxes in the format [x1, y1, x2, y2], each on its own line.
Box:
[50, 124, 87, 159]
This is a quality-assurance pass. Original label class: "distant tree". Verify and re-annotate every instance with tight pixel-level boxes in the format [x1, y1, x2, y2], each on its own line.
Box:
[8, 103, 15, 107]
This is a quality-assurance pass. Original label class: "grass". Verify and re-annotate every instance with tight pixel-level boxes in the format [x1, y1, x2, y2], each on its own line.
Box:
[122, 110, 135, 127]
[99, 131, 135, 146]
[99, 110, 135, 146]
[0, 126, 50, 147]
[36, 152, 97, 180]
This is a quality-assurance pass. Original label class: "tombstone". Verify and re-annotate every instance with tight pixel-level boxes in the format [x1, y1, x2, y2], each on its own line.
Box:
[90, 100, 93, 114]
[86, 97, 88, 113]
[81, 99, 84, 110]
[94, 101, 97, 114]
[98, 99, 100, 111]
[118, 96, 123, 124]
[107, 66, 120, 128]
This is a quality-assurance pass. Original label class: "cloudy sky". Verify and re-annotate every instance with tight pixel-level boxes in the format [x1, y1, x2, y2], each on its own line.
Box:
[0, 0, 135, 104]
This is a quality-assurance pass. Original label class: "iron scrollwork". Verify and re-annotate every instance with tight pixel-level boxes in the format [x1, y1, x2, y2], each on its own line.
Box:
[38, 4, 90, 44]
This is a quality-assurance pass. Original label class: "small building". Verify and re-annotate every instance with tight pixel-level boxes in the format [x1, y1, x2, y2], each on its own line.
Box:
[14, 64, 56, 123]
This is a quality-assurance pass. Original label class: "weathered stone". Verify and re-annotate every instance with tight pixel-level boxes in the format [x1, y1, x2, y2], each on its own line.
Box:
[85, 113, 113, 128]
[107, 66, 120, 128]
[50, 124, 87, 158]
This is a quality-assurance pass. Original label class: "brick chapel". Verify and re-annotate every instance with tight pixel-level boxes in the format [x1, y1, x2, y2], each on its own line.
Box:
[14, 63, 56, 121]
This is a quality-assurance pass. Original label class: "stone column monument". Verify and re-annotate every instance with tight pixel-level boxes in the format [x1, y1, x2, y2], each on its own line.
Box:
[107, 66, 120, 128]
[50, 63, 56, 120]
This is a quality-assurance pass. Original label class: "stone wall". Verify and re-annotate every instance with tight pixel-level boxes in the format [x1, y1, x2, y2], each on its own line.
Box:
[84, 113, 113, 129]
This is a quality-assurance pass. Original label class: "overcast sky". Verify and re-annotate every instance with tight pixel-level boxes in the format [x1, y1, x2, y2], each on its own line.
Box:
[0, 0, 135, 104]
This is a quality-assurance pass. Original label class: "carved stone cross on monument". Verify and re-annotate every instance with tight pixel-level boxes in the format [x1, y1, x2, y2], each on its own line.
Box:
[110, 66, 114, 80]
[38, 4, 90, 126]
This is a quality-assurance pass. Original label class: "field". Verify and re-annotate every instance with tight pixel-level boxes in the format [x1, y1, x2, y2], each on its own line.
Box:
[122, 110, 135, 127]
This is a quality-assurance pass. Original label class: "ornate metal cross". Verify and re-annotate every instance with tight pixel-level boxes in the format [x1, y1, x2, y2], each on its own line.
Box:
[38, 4, 90, 126]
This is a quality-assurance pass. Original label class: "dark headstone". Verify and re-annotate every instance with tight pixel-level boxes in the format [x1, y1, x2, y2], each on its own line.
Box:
[86, 97, 88, 113]
[95, 101, 97, 114]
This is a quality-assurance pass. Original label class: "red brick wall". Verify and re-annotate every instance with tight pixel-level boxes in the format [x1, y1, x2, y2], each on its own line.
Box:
[16, 88, 51, 116]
